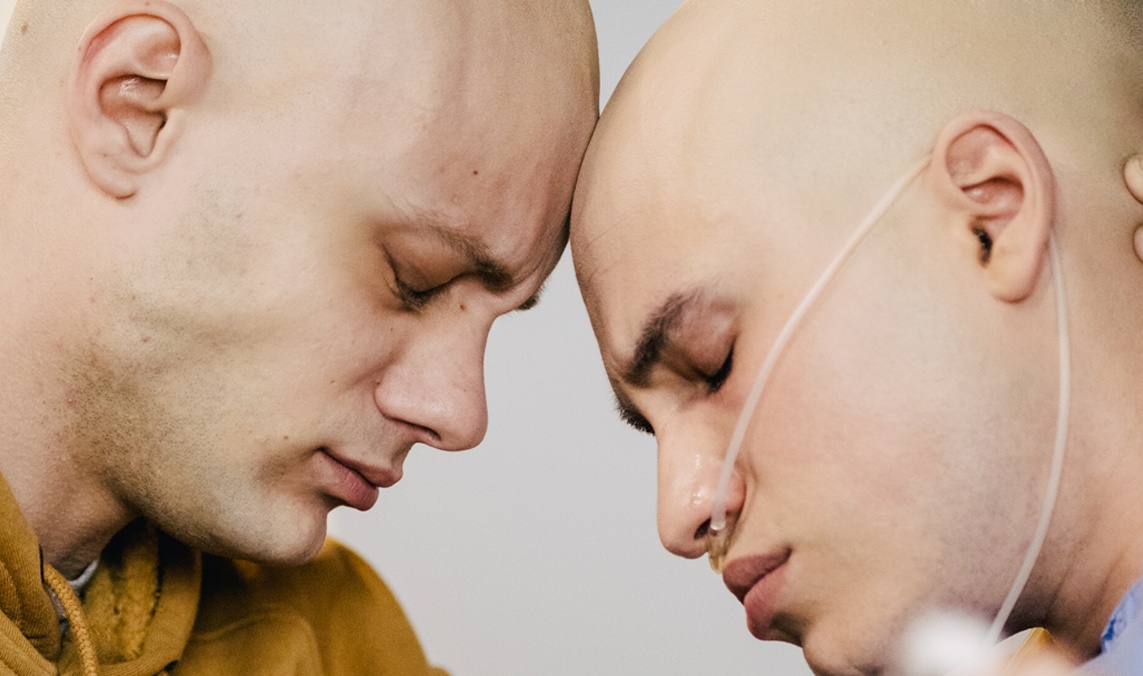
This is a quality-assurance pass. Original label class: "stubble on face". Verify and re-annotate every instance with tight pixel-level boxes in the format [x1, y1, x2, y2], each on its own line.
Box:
[61, 333, 253, 558]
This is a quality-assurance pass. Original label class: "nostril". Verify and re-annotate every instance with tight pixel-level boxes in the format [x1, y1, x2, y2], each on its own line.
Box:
[694, 518, 712, 541]
[411, 422, 440, 445]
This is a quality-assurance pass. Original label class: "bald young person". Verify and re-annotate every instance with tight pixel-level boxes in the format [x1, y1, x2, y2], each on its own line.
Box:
[571, 1, 1143, 674]
[0, 0, 597, 673]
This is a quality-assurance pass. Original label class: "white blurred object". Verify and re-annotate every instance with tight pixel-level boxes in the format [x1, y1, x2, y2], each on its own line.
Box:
[1, 0, 13, 45]
[901, 612, 992, 675]
[901, 614, 1060, 676]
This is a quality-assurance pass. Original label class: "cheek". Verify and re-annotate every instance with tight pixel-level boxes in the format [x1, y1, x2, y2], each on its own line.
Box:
[749, 303, 965, 527]
[738, 264, 1056, 647]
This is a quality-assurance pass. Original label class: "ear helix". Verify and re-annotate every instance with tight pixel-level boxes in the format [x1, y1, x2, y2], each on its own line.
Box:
[69, 1, 210, 199]
[1121, 155, 1143, 263]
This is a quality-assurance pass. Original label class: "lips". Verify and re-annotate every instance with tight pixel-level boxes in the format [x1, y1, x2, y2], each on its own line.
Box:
[331, 452, 402, 489]
[319, 449, 401, 510]
[722, 549, 792, 639]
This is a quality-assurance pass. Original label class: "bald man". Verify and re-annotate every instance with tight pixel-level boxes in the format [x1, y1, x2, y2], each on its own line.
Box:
[572, 1, 1143, 674]
[0, 0, 597, 673]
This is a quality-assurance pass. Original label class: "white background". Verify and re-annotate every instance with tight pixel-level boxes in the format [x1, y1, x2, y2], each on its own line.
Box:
[0, 2, 813, 674]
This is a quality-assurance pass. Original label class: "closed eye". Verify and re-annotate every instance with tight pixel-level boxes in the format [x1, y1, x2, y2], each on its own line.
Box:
[392, 274, 439, 312]
[705, 343, 734, 393]
[614, 389, 654, 436]
[618, 401, 654, 435]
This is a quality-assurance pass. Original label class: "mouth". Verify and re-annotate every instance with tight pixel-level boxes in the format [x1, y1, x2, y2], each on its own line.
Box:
[722, 549, 793, 640]
[319, 448, 401, 511]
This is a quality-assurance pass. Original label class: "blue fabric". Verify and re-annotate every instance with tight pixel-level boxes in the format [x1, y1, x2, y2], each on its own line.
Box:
[1081, 576, 1143, 675]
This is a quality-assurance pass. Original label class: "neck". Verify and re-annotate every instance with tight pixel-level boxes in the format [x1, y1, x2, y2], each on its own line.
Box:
[1036, 369, 1143, 658]
[0, 270, 136, 579]
[1041, 497, 1143, 659]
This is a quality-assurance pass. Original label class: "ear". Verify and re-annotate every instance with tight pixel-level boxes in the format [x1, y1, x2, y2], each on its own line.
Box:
[68, 0, 211, 199]
[1121, 154, 1143, 264]
[929, 111, 1056, 302]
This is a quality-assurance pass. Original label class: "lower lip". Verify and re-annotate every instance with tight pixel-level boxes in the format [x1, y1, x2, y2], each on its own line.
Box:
[321, 451, 379, 511]
[743, 557, 790, 639]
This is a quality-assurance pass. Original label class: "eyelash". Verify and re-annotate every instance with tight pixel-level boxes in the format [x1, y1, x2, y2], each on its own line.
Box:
[618, 403, 654, 436]
[704, 343, 735, 394]
[392, 274, 437, 312]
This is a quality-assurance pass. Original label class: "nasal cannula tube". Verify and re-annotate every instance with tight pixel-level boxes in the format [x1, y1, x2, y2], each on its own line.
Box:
[704, 155, 1072, 657]
[706, 157, 930, 572]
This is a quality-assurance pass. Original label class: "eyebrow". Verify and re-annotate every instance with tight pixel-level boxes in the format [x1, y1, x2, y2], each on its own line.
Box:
[621, 289, 702, 387]
[610, 289, 704, 434]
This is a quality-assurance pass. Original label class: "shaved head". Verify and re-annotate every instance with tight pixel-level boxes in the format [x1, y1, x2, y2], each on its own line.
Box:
[576, 0, 1143, 286]
[573, 2, 1143, 673]
[2, 0, 598, 183]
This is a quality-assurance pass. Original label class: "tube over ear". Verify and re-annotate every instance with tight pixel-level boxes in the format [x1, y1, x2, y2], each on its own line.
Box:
[929, 111, 1056, 302]
[68, 0, 211, 198]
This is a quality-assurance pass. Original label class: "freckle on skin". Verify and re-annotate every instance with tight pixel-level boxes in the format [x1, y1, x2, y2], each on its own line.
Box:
[20, 23, 28, 35]
[141, 336, 151, 343]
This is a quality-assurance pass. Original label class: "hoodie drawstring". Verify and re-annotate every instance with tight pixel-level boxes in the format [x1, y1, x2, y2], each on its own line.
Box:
[44, 565, 100, 676]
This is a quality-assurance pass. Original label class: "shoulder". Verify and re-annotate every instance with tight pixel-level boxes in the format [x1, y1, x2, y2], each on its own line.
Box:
[186, 539, 447, 675]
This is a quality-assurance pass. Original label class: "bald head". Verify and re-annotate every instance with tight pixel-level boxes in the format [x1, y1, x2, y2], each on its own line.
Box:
[573, 2, 1143, 673]
[0, 0, 599, 280]
[577, 0, 1141, 270]
[574, 0, 1143, 404]
[1, 0, 598, 167]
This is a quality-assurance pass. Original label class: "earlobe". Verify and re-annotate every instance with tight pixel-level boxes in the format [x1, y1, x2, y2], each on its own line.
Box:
[69, 0, 211, 198]
[929, 111, 1056, 303]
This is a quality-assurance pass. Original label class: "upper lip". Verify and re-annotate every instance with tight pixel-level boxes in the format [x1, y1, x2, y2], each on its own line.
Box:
[722, 549, 792, 603]
[324, 448, 402, 488]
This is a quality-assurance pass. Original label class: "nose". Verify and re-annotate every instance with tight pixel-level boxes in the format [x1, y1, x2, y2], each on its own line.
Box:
[374, 323, 490, 452]
[657, 434, 747, 559]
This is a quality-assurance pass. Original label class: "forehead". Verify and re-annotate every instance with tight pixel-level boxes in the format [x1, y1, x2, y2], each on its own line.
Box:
[570, 6, 927, 373]
[570, 71, 818, 372]
[572, 146, 763, 379]
[216, 2, 595, 274]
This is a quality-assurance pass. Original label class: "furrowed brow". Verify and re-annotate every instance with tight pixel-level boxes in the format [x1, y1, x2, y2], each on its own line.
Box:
[428, 224, 516, 292]
[405, 206, 564, 304]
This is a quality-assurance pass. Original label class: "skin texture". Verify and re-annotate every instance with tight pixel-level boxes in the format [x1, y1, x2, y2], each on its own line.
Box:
[572, 1, 1143, 673]
[0, 0, 598, 576]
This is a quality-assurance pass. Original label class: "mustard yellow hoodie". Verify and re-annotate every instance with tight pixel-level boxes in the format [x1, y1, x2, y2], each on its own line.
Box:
[0, 477, 447, 675]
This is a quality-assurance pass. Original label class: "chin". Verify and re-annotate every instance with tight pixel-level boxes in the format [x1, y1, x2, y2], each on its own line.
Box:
[171, 504, 331, 565]
[801, 625, 894, 676]
[248, 529, 328, 566]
